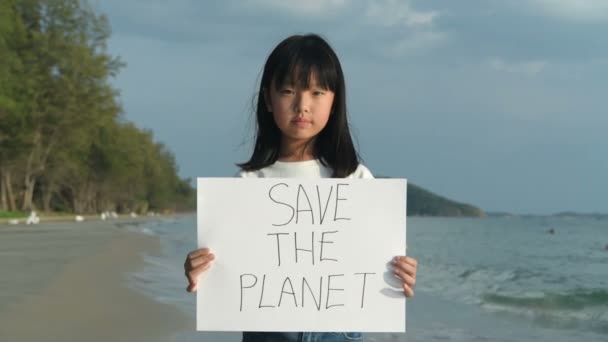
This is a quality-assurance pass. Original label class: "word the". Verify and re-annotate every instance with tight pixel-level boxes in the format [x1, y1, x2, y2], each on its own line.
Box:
[266, 230, 339, 266]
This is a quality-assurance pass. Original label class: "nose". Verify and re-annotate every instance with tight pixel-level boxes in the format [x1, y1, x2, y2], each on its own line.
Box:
[293, 91, 311, 114]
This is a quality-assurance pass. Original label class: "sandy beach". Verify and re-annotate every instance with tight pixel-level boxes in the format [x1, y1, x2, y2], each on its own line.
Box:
[0, 218, 193, 342]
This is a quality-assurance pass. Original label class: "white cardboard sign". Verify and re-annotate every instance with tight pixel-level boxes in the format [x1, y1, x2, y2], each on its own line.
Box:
[196, 178, 407, 332]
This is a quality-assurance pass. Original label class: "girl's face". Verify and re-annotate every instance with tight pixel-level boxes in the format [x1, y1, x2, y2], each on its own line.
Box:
[265, 76, 335, 147]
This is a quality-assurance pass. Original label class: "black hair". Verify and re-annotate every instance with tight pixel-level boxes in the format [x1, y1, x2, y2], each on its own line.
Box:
[237, 33, 360, 178]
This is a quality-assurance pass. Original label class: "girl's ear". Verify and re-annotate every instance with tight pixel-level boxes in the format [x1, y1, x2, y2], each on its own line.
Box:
[263, 87, 272, 112]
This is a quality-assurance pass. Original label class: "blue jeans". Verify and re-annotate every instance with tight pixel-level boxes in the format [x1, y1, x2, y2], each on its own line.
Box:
[242, 332, 363, 341]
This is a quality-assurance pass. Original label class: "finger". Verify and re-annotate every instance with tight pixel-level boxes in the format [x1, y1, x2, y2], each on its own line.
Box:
[185, 261, 213, 292]
[402, 283, 415, 298]
[186, 282, 197, 293]
[184, 252, 214, 270]
[393, 262, 416, 277]
[394, 268, 416, 287]
[188, 248, 211, 260]
[403, 256, 418, 267]
[394, 256, 417, 268]
[188, 253, 215, 270]
[186, 260, 214, 283]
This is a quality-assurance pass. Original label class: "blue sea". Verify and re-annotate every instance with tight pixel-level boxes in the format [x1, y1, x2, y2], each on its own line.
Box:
[125, 215, 608, 341]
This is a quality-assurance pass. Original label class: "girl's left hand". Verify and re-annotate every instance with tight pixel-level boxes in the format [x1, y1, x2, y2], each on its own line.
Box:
[392, 256, 417, 297]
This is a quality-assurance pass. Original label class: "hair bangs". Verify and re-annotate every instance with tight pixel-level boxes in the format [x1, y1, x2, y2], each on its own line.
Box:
[271, 44, 338, 92]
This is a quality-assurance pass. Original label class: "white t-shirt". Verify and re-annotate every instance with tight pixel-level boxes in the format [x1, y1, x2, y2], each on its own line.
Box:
[237, 159, 374, 179]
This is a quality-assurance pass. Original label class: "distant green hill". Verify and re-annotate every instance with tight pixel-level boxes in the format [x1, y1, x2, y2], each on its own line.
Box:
[377, 176, 484, 217]
[407, 183, 484, 217]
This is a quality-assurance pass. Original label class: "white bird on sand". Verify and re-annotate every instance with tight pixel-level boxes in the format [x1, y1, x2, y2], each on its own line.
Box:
[26, 211, 40, 225]
[8, 219, 19, 225]
[75, 215, 84, 222]
[110, 211, 118, 218]
[101, 212, 107, 220]
[130, 212, 138, 218]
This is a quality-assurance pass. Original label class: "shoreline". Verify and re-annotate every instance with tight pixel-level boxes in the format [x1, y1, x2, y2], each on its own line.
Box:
[0, 211, 195, 226]
[0, 219, 194, 341]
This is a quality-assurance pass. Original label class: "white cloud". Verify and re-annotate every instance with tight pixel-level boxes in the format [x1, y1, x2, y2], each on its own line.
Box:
[242, 0, 439, 24]
[488, 57, 548, 76]
[386, 31, 446, 57]
[530, 0, 608, 20]
[363, 0, 443, 57]
[366, 0, 438, 27]
[244, 0, 348, 17]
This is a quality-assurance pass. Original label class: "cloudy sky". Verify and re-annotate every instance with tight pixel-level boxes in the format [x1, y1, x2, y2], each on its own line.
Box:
[96, 0, 607, 215]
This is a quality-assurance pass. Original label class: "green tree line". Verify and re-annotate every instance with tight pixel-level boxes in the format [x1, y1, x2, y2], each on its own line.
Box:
[0, 0, 194, 214]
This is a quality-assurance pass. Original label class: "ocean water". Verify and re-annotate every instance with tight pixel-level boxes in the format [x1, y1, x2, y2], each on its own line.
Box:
[124, 215, 608, 341]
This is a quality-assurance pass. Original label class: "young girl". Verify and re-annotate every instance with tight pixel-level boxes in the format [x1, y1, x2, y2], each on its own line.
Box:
[184, 33, 418, 342]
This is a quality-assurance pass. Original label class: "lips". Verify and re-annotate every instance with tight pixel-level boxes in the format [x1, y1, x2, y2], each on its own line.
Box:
[292, 118, 312, 127]
[292, 118, 311, 124]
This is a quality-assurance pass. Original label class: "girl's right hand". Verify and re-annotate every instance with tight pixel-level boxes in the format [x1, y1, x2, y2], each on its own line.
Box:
[184, 248, 215, 293]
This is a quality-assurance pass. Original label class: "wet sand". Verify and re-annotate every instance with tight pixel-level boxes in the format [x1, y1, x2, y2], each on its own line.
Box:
[0, 219, 193, 342]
